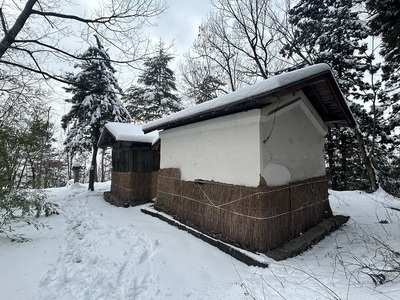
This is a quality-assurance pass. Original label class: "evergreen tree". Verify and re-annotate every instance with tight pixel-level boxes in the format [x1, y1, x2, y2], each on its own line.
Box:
[367, 0, 400, 69]
[282, 0, 369, 96]
[124, 42, 182, 122]
[281, 0, 382, 191]
[0, 95, 60, 240]
[180, 58, 226, 104]
[366, 0, 400, 143]
[191, 75, 226, 104]
[61, 36, 131, 191]
[0, 103, 58, 190]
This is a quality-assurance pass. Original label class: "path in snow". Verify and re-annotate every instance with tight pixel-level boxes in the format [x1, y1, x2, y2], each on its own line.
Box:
[37, 183, 242, 300]
[39, 184, 160, 300]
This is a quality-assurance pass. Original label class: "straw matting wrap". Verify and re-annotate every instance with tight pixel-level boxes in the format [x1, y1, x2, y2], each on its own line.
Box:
[155, 168, 331, 252]
[106, 171, 159, 206]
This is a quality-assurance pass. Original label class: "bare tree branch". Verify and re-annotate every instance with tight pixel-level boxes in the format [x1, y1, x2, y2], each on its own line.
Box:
[0, 58, 73, 85]
[0, 7, 8, 33]
[12, 39, 145, 65]
[0, 0, 37, 59]
[183, 0, 289, 95]
[0, 0, 166, 87]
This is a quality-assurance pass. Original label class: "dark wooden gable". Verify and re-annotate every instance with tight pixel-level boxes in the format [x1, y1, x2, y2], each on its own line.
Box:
[98, 126, 160, 173]
[111, 142, 160, 173]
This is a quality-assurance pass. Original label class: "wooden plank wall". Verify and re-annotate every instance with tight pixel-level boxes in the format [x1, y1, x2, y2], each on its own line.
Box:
[112, 147, 160, 173]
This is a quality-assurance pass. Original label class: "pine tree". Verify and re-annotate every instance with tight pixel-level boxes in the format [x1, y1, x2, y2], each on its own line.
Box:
[367, 0, 400, 69]
[61, 36, 131, 191]
[124, 42, 182, 122]
[281, 0, 381, 191]
[191, 75, 225, 104]
[179, 54, 227, 104]
[365, 0, 400, 195]
[366, 0, 400, 144]
[283, 0, 369, 96]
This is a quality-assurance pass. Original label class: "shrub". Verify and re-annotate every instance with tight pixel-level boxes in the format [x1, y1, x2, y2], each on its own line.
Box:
[0, 189, 59, 241]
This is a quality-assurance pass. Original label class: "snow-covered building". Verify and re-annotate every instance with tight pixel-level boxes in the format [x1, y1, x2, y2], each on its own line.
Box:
[98, 122, 160, 207]
[143, 63, 356, 252]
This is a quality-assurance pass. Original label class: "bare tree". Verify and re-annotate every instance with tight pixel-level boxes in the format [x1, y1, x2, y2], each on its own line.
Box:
[0, 0, 166, 85]
[179, 54, 226, 104]
[183, 0, 288, 94]
[193, 14, 244, 92]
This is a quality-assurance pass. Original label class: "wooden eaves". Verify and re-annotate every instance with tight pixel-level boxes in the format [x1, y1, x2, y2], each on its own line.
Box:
[143, 66, 356, 133]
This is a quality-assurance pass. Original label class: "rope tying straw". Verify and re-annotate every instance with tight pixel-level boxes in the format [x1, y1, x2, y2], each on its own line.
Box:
[196, 181, 217, 207]
[112, 182, 151, 192]
[158, 174, 327, 208]
[158, 190, 328, 220]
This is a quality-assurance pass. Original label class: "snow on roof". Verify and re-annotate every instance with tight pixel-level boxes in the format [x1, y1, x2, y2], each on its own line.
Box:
[143, 63, 333, 133]
[103, 122, 159, 144]
[72, 162, 82, 168]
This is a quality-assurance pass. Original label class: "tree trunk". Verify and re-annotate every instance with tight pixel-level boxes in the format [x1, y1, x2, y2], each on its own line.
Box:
[339, 131, 348, 190]
[326, 128, 338, 190]
[88, 144, 98, 191]
[30, 158, 36, 189]
[101, 149, 105, 182]
[354, 127, 378, 192]
[16, 160, 27, 189]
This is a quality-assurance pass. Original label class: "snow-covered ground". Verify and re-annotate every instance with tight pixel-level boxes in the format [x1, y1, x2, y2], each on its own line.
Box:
[1, 182, 399, 300]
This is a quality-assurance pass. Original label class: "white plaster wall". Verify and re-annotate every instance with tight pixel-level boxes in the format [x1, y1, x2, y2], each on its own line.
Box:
[160, 109, 261, 187]
[260, 92, 328, 186]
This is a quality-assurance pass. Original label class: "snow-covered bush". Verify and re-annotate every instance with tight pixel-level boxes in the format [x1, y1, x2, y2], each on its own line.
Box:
[0, 189, 59, 241]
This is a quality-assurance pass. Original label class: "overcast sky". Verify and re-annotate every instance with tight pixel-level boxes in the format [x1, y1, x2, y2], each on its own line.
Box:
[147, 0, 211, 56]
[140, 0, 213, 87]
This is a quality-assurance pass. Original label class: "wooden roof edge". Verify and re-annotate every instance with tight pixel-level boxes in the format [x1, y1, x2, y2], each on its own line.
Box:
[97, 127, 116, 148]
[143, 66, 356, 132]
[322, 73, 357, 128]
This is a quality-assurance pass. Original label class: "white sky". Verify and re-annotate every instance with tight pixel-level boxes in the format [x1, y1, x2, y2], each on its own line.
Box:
[147, 0, 211, 56]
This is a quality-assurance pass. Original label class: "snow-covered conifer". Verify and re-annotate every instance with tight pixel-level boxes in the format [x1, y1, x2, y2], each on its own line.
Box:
[282, 0, 369, 95]
[367, 0, 400, 128]
[124, 42, 182, 122]
[367, 0, 400, 72]
[282, 0, 378, 190]
[282, 0, 400, 193]
[61, 36, 131, 190]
